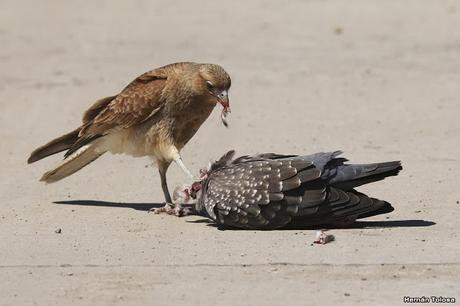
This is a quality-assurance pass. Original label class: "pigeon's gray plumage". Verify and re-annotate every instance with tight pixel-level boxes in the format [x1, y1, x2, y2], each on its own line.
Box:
[193, 150, 402, 229]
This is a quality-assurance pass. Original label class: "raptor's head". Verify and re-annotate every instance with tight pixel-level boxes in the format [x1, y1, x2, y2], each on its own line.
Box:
[199, 64, 231, 127]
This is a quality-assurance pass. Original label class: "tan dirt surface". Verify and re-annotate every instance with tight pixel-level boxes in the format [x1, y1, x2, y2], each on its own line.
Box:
[1, 0, 459, 305]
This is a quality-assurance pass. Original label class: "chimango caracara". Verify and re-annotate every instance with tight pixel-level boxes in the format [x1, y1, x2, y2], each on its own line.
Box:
[28, 62, 231, 210]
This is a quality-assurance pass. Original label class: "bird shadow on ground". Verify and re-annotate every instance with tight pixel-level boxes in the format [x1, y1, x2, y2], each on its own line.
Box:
[52, 200, 436, 230]
[53, 200, 165, 211]
[205, 219, 436, 231]
[338, 219, 436, 229]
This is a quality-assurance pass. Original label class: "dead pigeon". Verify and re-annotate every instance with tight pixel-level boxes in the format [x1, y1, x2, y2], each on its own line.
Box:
[182, 150, 402, 229]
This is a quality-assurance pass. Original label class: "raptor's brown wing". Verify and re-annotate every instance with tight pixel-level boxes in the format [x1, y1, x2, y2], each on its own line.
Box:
[81, 69, 167, 135]
[82, 95, 118, 124]
[66, 69, 167, 156]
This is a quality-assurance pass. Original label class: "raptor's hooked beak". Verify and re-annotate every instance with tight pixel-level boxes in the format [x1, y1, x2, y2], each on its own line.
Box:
[217, 91, 230, 127]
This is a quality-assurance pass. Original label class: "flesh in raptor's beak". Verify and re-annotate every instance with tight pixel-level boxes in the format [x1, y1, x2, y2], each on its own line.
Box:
[217, 90, 230, 127]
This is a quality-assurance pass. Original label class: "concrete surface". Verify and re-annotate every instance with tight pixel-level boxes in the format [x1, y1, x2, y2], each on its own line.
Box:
[1, 0, 460, 305]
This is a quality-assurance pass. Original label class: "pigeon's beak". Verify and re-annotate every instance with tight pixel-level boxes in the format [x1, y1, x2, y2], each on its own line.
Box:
[217, 91, 230, 127]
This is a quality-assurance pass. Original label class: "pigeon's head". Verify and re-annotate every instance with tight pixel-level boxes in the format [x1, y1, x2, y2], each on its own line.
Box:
[172, 183, 193, 204]
[199, 64, 231, 127]
[172, 182, 202, 204]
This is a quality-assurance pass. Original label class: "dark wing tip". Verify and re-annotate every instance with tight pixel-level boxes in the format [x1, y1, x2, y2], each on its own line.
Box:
[210, 150, 236, 171]
[333, 150, 344, 157]
[27, 154, 35, 164]
[219, 150, 235, 162]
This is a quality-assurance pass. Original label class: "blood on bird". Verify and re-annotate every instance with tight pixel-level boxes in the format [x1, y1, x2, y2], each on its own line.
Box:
[192, 182, 202, 192]
[313, 230, 335, 244]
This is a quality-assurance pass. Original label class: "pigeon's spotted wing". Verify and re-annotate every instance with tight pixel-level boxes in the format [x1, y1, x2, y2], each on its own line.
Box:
[198, 151, 401, 229]
[203, 157, 322, 229]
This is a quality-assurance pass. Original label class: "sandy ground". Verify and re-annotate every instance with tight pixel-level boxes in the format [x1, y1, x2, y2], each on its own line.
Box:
[1, 0, 460, 305]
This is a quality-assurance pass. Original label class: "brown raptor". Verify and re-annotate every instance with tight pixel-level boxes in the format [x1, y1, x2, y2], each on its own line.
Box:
[28, 62, 231, 211]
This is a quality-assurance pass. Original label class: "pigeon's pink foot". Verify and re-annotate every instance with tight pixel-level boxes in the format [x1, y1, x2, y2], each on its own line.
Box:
[149, 203, 194, 217]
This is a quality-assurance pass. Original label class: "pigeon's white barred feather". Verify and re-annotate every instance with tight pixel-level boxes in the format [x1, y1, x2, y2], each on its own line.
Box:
[195, 150, 402, 229]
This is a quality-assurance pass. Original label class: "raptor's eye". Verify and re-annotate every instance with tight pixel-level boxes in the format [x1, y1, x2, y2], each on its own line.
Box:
[206, 81, 215, 91]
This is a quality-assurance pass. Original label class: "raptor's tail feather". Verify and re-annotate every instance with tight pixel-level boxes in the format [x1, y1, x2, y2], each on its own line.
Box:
[27, 128, 81, 164]
[40, 143, 105, 183]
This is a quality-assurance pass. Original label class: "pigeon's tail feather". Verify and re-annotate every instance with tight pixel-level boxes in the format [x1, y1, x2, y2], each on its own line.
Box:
[325, 191, 395, 225]
[27, 128, 81, 164]
[356, 200, 394, 219]
[40, 143, 105, 183]
[328, 196, 394, 227]
[289, 190, 395, 228]
[329, 161, 402, 190]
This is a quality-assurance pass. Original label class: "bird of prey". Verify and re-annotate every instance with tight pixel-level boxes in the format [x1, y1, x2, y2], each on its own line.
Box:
[181, 150, 402, 229]
[27, 62, 231, 210]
